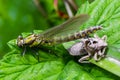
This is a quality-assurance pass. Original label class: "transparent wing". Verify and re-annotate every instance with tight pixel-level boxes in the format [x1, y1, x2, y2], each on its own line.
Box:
[40, 14, 89, 38]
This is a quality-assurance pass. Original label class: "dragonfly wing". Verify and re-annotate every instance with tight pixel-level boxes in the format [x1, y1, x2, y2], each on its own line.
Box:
[41, 14, 89, 38]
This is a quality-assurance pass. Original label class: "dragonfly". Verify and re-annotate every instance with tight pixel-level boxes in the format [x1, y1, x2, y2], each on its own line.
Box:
[17, 14, 102, 56]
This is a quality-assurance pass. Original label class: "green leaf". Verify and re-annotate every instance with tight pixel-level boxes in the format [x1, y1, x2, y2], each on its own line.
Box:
[0, 50, 119, 80]
[58, 61, 93, 80]
[0, 54, 65, 80]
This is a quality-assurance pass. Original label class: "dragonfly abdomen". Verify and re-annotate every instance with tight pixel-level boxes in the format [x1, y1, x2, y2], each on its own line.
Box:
[54, 26, 102, 43]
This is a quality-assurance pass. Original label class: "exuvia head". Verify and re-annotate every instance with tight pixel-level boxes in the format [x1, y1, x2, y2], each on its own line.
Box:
[87, 34, 107, 51]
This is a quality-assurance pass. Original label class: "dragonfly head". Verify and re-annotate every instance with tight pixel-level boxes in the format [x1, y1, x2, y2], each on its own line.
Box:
[17, 34, 38, 47]
[17, 35, 24, 47]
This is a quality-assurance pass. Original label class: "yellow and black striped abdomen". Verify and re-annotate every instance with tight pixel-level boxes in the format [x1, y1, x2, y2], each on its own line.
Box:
[54, 26, 102, 43]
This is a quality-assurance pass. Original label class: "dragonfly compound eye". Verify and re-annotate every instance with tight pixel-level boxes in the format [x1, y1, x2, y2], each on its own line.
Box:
[17, 35, 24, 47]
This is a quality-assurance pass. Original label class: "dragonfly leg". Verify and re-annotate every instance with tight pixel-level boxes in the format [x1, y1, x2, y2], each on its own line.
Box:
[21, 46, 26, 56]
[35, 51, 40, 62]
[31, 49, 40, 62]
[49, 45, 58, 57]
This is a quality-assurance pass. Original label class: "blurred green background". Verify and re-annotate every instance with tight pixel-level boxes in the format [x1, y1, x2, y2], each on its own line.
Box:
[0, 0, 92, 57]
